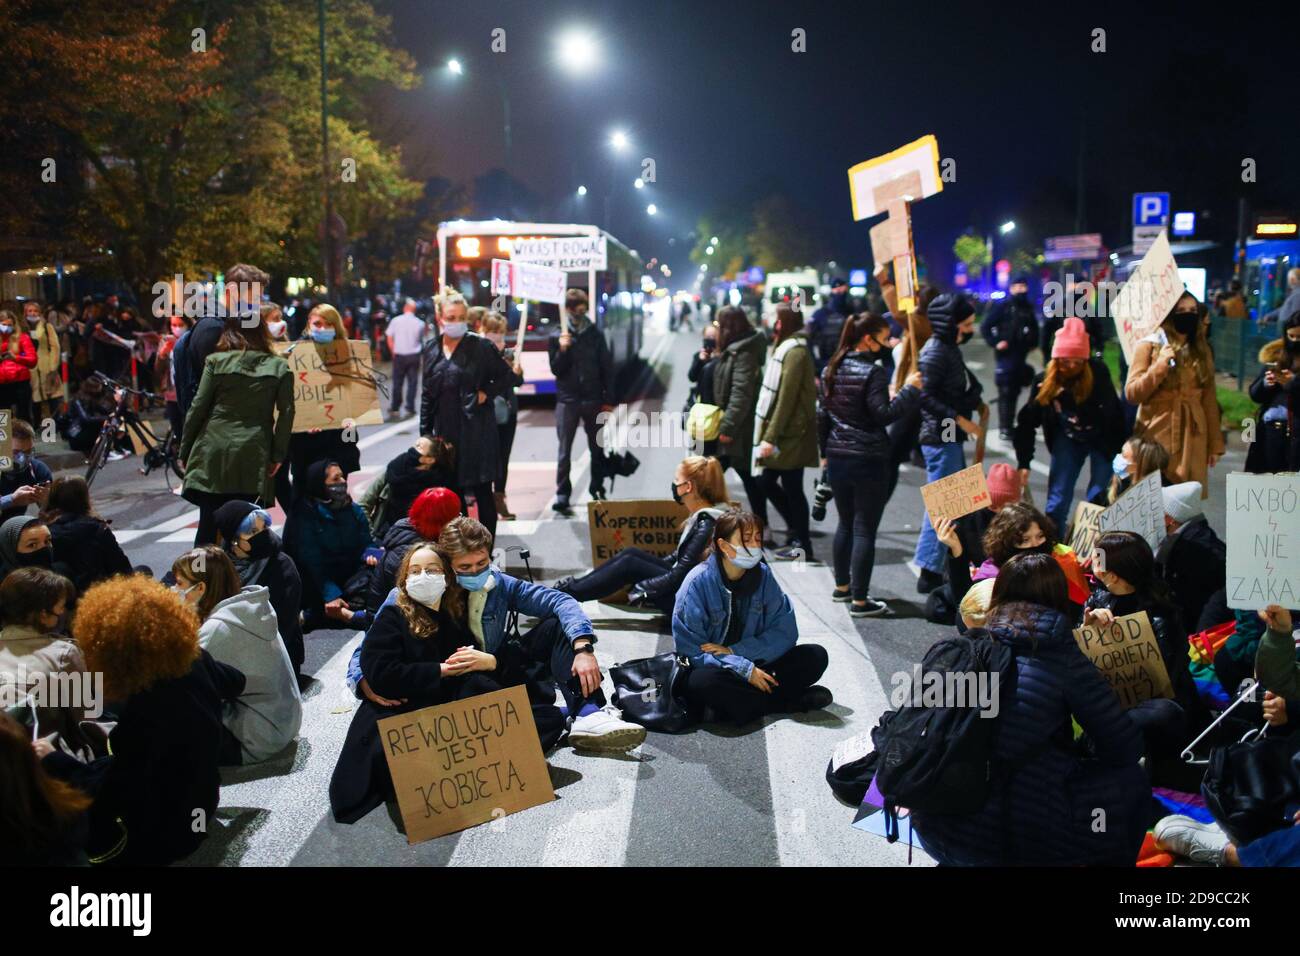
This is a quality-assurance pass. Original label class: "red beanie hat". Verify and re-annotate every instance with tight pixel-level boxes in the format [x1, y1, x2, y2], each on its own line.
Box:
[1051, 317, 1090, 360]
[409, 487, 462, 540]
[986, 463, 1021, 512]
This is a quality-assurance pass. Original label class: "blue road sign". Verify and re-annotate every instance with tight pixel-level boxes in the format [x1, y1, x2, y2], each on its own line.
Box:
[1133, 192, 1170, 227]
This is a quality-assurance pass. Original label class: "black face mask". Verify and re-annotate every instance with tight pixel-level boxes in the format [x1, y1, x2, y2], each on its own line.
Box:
[17, 546, 53, 568]
[1285, 337, 1300, 355]
[957, 330, 974, 345]
[245, 528, 273, 560]
[324, 482, 349, 505]
[670, 481, 685, 505]
[1171, 312, 1198, 338]
[1014, 542, 1053, 558]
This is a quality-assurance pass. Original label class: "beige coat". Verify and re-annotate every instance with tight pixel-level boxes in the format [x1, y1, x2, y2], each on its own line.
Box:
[1125, 337, 1224, 495]
[0, 624, 88, 742]
[28, 319, 63, 403]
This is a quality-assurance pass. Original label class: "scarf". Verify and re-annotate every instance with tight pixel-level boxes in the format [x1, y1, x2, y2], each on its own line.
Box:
[754, 336, 803, 435]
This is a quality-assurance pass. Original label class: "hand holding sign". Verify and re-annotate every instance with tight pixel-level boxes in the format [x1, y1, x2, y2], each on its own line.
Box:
[1072, 611, 1174, 709]
[921, 464, 991, 529]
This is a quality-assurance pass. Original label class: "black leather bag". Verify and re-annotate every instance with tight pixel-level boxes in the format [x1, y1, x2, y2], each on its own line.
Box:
[610, 652, 692, 733]
[1201, 734, 1300, 845]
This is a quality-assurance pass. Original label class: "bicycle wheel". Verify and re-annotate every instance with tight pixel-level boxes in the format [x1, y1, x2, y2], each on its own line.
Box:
[84, 426, 113, 488]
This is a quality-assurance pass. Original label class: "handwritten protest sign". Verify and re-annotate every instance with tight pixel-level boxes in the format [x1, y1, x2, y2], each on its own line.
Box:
[378, 685, 555, 844]
[1110, 231, 1183, 364]
[275, 339, 383, 433]
[1096, 470, 1165, 551]
[588, 499, 689, 603]
[921, 464, 990, 528]
[0, 409, 11, 470]
[511, 236, 607, 271]
[1067, 501, 1105, 561]
[1226, 473, 1300, 610]
[1072, 611, 1174, 709]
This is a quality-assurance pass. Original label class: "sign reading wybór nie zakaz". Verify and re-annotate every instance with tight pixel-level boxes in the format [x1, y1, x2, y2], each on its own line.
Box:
[1226, 472, 1300, 610]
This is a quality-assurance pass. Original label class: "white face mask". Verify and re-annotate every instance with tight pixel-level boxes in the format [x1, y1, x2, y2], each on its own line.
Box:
[1112, 453, 1131, 479]
[405, 569, 447, 608]
[442, 321, 468, 339]
[267, 320, 287, 338]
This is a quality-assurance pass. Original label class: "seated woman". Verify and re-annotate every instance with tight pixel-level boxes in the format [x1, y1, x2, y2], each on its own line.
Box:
[42, 476, 133, 594]
[213, 502, 304, 678]
[1101, 435, 1170, 505]
[1085, 530, 1203, 759]
[283, 459, 375, 631]
[939, 500, 1089, 610]
[379, 436, 457, 537]
[40, 576, 245, 866]
[0, 568, 90, 750]
[555, 455, 731, 613]
[173, 546, 302, 766]
[672, 509, 831, 724]
[0, 711, 91, 866]
[910, 553, 1149, 866]
[0, 515, 61, 579]
[330, 544, 472, 823]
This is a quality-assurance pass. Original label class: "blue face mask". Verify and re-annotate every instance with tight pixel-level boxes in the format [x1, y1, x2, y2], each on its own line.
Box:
[310, 327, 336, 344]
[726, 543, 763, 570]
[1111, 453, 1130, 479]
[13, 451, 29, 470]
[457, 568, 493, 591]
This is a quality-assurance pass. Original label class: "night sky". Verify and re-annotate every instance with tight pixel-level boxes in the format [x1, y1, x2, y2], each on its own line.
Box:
[386, 0, 1300, 285]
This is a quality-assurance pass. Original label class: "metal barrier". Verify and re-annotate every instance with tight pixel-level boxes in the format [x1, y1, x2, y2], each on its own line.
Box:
[1210, 315, 1278, 391]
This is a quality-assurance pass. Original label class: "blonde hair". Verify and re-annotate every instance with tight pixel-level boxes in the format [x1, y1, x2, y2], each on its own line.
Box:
[678, 455, 727, 505]
[481, 312, 508, 335]
[466, 305, 487, 331]
[959, 578, 996, 628]
[439, 292, 468, 313]
[309, 303, 347, 340]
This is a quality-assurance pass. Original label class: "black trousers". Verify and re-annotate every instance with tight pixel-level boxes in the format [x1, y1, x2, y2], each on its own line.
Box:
[568, 547, 674, 614]
[719, 453, 768, 525]
[0, 380, 34, 427]
[459, 480, 498, 540]
[760, 467, 811, 551]
[496, 415, 517, 493]
[996, 382, 1022, 434]
[555, 399, 604, 503]
[389, 352, 421, 413]
[828, 457, 891, 601]
[885, 405, 920, 501]
[468, 617, 605, 718]
[684, 643, 828, 725]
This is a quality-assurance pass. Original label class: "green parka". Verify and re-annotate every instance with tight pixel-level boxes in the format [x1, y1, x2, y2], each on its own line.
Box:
[756, 333, 819, 469]
[713, 328, 767, 468]
[180, 349, 294, 503]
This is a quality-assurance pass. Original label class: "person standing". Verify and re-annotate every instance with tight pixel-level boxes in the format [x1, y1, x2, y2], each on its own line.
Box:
[420, 293, 510, 538]
[1125, 293, 1223, 493]
[1245, 314, 1300, 473]
[712, 305, 768, 525]
[284, 304, 362, 495]
[755, 304, 819, 560]
[980, 277, 1040, 439]
[807, 277, 852, 374]
[548, 288, 614, 516]
[177, 263, 269, 423]
[24, 301, 63, 425]
[0, 309, 37, 425]
[481, 313, 524, 520]
[913, 293, 985, 593]
[820, 313, 923, 616]
[385, 297, 425, 420]
[179, 316, 294, 546]
[1012, 317, 1125, 533]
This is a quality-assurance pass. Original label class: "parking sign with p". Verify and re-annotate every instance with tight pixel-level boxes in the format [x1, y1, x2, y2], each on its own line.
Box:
[1133, 192, 1170, 227]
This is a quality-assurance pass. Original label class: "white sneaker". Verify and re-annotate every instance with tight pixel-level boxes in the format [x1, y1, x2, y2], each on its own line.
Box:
[569, 705, 646, 752]
[1153, 814, 1229, 865]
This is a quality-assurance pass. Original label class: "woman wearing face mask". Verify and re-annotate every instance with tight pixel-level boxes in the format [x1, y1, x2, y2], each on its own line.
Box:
[25, 301, 64, 425]
[1245, 313, 1300, 474]
[157, 312, 194, 440]
[820, 313, 923, 617]
[944, 501, 1088, 609]
[213, 501, 305, 678]
[673, 510, 831, 724]
[330, 544, 472, 823]
[282, 459, 375, 633]
[1105, 435, 1170, 505]
[418, 293, 512, 538]
[263, 303, 290, 344]
[171, 546, 301, 765]
[1125, 293, 1223, 493]
[553, 455, 731, 614]
[480, 312, 524, 520]
[40, 476, 132, 596]
[0, 516, 60, 578]
[0, 309, 37, 426]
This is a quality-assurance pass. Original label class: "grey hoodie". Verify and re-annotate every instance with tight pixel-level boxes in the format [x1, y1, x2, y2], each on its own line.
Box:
[199, 585, 302, 763]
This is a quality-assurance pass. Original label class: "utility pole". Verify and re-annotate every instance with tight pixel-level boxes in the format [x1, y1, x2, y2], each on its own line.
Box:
[318, 0, 333, 299]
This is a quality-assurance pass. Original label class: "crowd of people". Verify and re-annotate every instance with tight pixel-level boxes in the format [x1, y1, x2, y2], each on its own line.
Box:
[1, 256, 1298, 869]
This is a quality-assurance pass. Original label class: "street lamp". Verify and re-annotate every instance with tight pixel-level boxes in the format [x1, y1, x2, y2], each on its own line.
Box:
[446, 58, 463, 76]
[609, 129, 630, 152]
[556, 28, 600, 74]
[1000, 220, 1016, 235]
[577, 185, 588, 196]
[646, 203, 658, 216]
[634, 178, 644, 189]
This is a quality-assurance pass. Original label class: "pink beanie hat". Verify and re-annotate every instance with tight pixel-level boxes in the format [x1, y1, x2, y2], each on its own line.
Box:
[1051, 317, 1090, 360]
[987, 463, 1021, 512]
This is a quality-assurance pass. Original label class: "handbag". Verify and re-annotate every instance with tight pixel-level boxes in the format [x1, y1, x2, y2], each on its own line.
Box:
[610, 652, 693, 733]
[1201, 734, 1300, 845]
[686, 402, 723, 441]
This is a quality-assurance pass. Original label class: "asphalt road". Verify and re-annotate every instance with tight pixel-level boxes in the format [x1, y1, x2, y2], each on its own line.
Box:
[59, 306, 1244, 866]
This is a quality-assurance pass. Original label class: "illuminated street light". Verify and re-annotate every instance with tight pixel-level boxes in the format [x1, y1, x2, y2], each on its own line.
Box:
[634, 178, 644, 189]
[447, 58, 463, 76]
[1000, 220, 1016, 234]
[609, 129, 630, 152]
[577, 185, 588, 196]
[710, 236, 719, 244]
[556, 28, 600, 74]
[646, 203, 658, 215]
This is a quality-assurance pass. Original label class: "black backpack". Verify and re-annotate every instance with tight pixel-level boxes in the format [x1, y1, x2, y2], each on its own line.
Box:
[870, 633, 1017, 840]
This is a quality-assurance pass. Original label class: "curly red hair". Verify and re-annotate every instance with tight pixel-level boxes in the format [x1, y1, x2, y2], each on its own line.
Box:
[74, 576, 200, 699]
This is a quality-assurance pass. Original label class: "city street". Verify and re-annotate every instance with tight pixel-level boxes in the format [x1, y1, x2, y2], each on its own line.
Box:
[65, 307, 1244, 867]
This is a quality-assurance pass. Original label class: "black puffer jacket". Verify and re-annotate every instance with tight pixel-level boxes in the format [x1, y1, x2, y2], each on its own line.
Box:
[1012, 357, 1126, 468]
[47, 513, 133, 593]
[1154, 517, 1227, 643]
[917, 294, 983, 446]
[818, 351, 921, 459]
[639, 507, 725, 605]
[420, 333, 511, 487]
[366, 518, 422, 614]
[548, 321, 613, 405]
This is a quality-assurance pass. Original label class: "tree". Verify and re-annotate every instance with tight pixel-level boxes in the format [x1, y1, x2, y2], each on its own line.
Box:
[747, 194, 825, 272]
[953, 233, 991, 279]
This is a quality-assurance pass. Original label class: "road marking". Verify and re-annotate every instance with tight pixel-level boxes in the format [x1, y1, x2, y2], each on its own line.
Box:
[112, 530, 153, 544]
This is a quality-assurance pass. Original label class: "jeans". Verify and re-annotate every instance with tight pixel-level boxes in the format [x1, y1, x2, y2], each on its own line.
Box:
[1045, 431, 1113, 535]
[914, 442, 967, 574]
[760, 467, 811, 551]
[567, 547, 673, 613]
[389, 352, 421, 413]
[684, 644, 828, 724]
[828, 456, 891, 601]
[555, 400, 604, 503]
[1238, 819, 1300, 866]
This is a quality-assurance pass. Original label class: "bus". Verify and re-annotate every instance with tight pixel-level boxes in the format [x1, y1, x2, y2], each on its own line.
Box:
[436, 220, 645, 396]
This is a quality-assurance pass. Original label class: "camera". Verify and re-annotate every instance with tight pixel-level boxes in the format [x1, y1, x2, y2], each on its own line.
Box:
[810, 470, 834, 522]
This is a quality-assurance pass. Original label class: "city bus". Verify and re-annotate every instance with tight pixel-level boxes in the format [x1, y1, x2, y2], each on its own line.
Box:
[436, 220, 645, 396]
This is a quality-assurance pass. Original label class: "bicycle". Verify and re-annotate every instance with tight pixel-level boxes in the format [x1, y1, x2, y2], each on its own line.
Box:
[83, 373, 184, 491]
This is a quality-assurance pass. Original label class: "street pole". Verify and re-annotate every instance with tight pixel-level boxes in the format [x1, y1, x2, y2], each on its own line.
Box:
[318, 0, 333, 300]
[497, 76, 513, 215]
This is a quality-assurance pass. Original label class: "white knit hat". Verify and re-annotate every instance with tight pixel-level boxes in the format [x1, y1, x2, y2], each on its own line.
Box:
[1162, 482, 1203, 524]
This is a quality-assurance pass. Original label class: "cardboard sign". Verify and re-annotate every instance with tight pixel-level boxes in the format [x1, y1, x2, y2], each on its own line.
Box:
[1226, 472, 1300, 610]
[1110, 231, 1183, 364]
[511, 236, 607, 271]
[847, 135, 943, 221]
[1067, 500, 1105, 561]
[1072, 611, 1174, 709]
[921, 464, 991, 528]
[870, 214, 909, 266]
[275, 339, 383, 433]
[377, 685, 555, 844]
[490, 258, 566, 305]
[587, 499, 689, 603]
[1096, 470, 1165, 552]
[0, 409, 10, 471]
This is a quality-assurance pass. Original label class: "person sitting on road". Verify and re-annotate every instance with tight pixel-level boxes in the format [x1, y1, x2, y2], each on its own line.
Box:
[212, 501, 305, 680]
[283, 459, 375, 632]
[345, 516, 646, 752]
[673, 509, 831, 725]
[910, 553, 1149, 866]
[62, 377, 119, 456]
[40, 476, 132, 595]
[1103, 435, 1170, 505]
[172, 546, 302, 766]
[366, 486, 461, 617]
[1155, 481, 1230, 633]
[0, 515, 60, 579]
[0, 711, 91, 866]
[553, 455, 731, 614]
[1, 419, 53, 524]
[378, 435, 456, 537]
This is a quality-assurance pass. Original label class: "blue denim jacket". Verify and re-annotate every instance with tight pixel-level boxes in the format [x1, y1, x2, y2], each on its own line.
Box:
[345, 569, 594, 696]
[671, 555, 799, 680]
